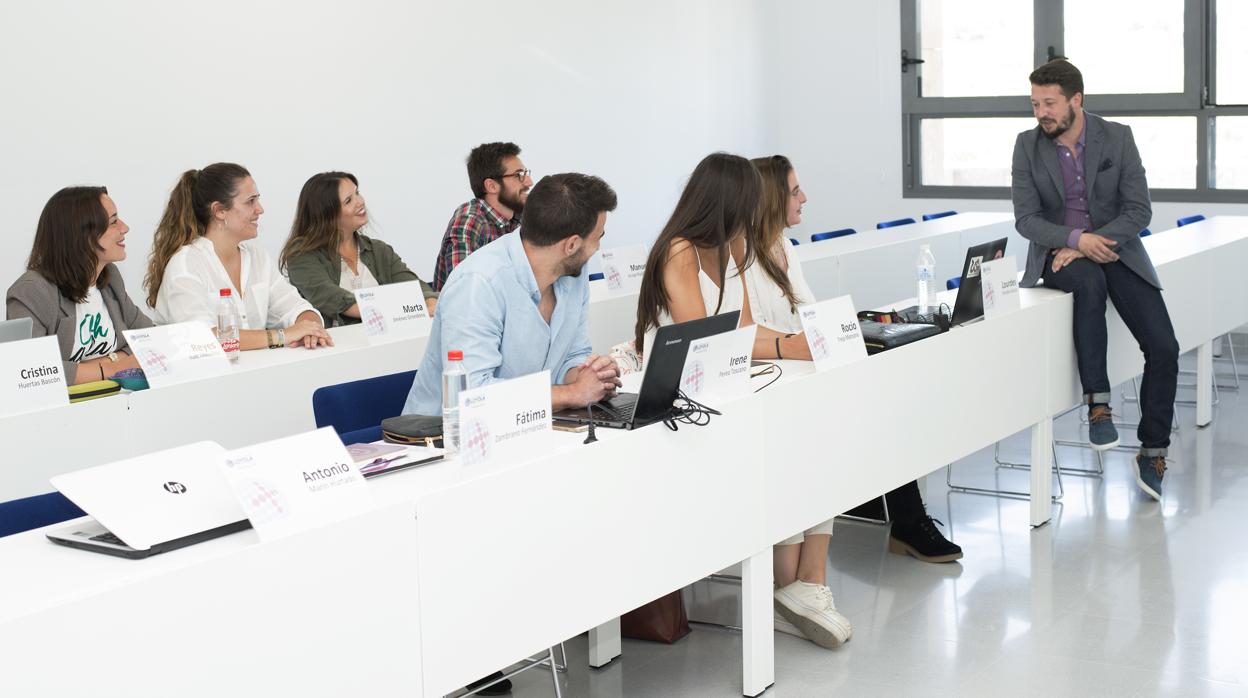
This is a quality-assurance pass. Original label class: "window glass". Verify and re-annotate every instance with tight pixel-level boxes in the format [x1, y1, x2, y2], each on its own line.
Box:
[1066, 1, 1184, 94]
[919, 0, 1033, 97]
[920, 117, 1036, 186]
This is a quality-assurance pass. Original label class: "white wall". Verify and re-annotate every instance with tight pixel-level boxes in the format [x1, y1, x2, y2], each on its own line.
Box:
[0, 0, 770, 301]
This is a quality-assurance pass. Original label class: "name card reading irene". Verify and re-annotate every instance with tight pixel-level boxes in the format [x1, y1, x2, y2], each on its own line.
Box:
[598, 244, 647, 295]
[457, 370, 553, 467]
[355, 280, 433, 342]
[679, 324, 757, 407]
[220, 427, 374, 542]
[123, 322, 231, 388]
[980, 256, 1021, 319]
[797, 295, 867, 372]
[0, 335, 69, 417]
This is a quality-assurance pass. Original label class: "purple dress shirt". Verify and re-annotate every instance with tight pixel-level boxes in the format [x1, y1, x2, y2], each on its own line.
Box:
[1056, 124, 1091, 249]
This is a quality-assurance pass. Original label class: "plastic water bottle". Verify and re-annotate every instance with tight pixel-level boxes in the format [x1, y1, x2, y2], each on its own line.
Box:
[442, 350, 468, 456]
[916, 244, 938, 314]
[216, 288, 241, 363]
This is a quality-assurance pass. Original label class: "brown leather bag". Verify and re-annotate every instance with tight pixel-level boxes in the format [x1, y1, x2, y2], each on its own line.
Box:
[620, 590, 691, 644]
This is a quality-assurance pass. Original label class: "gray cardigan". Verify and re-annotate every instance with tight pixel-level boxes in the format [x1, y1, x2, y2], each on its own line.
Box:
[5, 265, 154, 382]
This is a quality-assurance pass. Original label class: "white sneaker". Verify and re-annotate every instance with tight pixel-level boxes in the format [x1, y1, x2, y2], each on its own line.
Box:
[774, 610, 804, 638]
[774, 581, 852, 649]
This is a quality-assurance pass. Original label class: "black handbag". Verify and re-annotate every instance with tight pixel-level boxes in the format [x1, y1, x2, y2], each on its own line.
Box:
[380, 414, 444, 447]
[858, 320, 942, 355]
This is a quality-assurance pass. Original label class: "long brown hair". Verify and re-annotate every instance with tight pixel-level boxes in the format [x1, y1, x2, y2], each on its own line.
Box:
[634, 153, 761, 352]
[750, 155, 802, 314]
[281, 171, 358, 271]
[27, 186, 111, 303]
[145, 163, 251, 307]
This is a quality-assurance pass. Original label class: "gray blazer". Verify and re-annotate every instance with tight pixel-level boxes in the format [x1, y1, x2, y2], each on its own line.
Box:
[1010, 111, 1157, 289]
[5, 265, 154, 382]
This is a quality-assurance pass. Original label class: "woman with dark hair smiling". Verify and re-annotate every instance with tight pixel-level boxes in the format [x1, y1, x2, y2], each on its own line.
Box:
[6, 186, 153, 384]
[281, 171, 437, 327]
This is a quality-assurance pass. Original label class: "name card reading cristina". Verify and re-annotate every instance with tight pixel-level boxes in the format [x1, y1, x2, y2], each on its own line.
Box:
[219, 427, 374, 542]
[0, 335, 69, 417]
[679, 325, 757, 407]
[123, 322, 231, 388]
[797, 295, 867, 372]
[456, 370, 553, 466]
[354, 280, 433, 343]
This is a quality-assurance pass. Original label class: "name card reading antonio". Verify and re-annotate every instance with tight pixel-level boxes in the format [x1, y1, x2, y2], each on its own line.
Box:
[457, 370, 552, 467]
[123, 322, 231, 388]
[354, 280, 433, 342]
[797, 295, 867, 372]
[0, 335, 68, 417]
[598, 244, 647, 296]
[220, 427, 374, 542]
[679, 325, 756, 408]
[980, 256, 1021, 319]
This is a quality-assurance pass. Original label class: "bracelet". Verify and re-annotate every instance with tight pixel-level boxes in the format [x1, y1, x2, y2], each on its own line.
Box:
[775, 337, 782, 360]
[266, 330, 278, 349]
[277, 328, 286, 346]
[99, 364, 105, 380]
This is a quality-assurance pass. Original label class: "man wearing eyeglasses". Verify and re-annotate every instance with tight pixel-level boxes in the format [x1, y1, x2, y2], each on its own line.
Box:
[433, 141, 535, 290]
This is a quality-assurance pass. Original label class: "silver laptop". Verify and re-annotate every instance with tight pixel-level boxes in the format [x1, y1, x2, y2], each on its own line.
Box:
[0, 317, 34, 344]
[47, 442, 250, 559]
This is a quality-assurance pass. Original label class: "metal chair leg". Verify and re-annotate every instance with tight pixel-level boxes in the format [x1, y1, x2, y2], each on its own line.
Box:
[837, 494, 891, 525]
[548, 647, 564, 698]
[945, 441, 1064, 500]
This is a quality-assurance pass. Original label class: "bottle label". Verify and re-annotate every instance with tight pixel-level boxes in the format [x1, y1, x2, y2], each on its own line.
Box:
[220, 338, 240, 354]
[917, 264, 934, 281]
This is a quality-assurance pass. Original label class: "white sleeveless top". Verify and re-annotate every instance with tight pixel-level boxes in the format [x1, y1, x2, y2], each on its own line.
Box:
[643, 245, 744, 359]
[742, 240, 813, 335]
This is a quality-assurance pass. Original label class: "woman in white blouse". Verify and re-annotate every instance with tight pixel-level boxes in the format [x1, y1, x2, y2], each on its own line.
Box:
[144, 163, 331, 350]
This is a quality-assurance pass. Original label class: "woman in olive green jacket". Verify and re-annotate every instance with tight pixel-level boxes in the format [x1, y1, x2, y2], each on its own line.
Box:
[281, 172, 437, 327]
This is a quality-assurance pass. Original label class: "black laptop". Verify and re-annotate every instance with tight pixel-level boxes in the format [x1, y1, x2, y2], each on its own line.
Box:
[896, 237, 1008, 327]
[554, 311, 741, 429]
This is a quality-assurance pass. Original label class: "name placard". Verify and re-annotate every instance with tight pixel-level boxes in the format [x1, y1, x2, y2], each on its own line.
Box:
[797, 295, 867, 372]
[457, 370, 552, 467]
[598, 244, 647, 296]
[980, 256, 1021, 319]
[679, 325, 756, 407]
[0, 336, 69, 417]
[123, 322, 231, 388]
[354, 281, 433, 342]
[220, 427, 374, 542]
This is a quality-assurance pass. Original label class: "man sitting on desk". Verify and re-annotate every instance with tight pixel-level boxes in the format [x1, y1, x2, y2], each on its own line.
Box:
[404, 172, 622, 419]
[1011, 59, 1179, 501]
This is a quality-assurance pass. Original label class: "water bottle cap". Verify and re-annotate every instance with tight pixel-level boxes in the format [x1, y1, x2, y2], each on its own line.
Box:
[447, 350, 463, 361]
[219, 288, 232, 297]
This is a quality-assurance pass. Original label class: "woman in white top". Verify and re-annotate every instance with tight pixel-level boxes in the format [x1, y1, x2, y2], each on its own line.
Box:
[144, 163, 331, 350]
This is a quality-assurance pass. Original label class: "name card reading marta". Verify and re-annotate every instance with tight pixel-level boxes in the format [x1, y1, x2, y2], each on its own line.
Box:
[798, 294, 867, 372]
[354, 280, 433, 342]
[123, 321, 231, 388]
[0, 335, 69, 417]
[456, 370, 553, 466]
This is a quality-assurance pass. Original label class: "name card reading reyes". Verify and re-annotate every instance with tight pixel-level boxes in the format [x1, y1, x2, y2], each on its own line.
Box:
[797, 295, 867, 372]
[679, 325, 757, 407]
[355, 280, 433, 342]
[123, 322, 231, 388]
[457, 370, 552, 467]
[598, 244, 647, 295]
[980, 256, 1021, 319]
[0, 336, 69, 417]
[220, 427, 374, 542]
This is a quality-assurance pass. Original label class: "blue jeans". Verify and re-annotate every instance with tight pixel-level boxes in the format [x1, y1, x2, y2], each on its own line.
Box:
[1042, 257, 1178, 453]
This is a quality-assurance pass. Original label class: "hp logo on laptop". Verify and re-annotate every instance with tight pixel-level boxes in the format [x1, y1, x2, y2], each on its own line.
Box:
[163, 481, 187, 494]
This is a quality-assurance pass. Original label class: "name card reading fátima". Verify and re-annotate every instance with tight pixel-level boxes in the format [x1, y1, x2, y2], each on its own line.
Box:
[355, 280, 433, 342]
[457, 370, 553, 467]
[123, 322, 231, 388]
[797, 295, 867, 372]
[0, 336, 68, 417]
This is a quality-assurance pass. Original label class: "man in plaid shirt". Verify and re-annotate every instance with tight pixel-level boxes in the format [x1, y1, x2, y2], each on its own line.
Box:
[432, 141, 534, 289]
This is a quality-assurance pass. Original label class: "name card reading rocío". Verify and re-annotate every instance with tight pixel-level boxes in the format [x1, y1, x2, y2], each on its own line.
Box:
[798, 294, 867, 372]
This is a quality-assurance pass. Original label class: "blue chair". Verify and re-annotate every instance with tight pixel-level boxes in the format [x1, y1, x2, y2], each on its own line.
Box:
[312, 370, 418, 445]
[788, 238, 800, 246]
[810, 228, 856, 242]
[588, 272, 605, 281]
[877, 218, 916, 230]
[946, 276, 962, 291]
[1140, 228, 1152, 237]
[1177, 214, 1205, 227]
[0, 491, 85, 538]
[923, 210, 957, 221]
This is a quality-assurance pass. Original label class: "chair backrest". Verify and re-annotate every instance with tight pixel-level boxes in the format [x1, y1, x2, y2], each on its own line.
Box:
[1176, 214, 1205, 227]
[810, 228, 857, 242]
[312, 370, 418, 444]
[876, 217, 916, 230]
[788, 238, 800, 246]
[0, 491, 86, 538]
[588, 272, 605, 281]
[923, 210, 957, 221]
[1139, 228, 1152, 237]
[946, 276, 962, 291]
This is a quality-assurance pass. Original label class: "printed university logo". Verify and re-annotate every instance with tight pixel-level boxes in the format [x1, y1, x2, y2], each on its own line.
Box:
[605, 264, 623, 290]
[681, 360, 705, 396]
[240, 479, 288, 524]
[461, 417, 491, 465]
[809, 327, 830, 361]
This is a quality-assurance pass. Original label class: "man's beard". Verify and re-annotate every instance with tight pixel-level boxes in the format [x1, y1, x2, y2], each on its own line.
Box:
[558, 248, 590, 278]
[1040, 106, 1077, 139]
[499, 186, 527, 216]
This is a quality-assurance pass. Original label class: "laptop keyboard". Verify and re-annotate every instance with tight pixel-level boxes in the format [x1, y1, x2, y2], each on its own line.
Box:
[89, 531, 127, 546]
[597, 397, 637, 423]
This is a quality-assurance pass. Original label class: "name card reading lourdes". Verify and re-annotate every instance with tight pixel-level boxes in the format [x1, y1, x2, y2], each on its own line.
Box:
[679, 325, 757, 408]
[980, 256, 1021, 319]
[598, 244, 647, 296]
[0, 336, 68, 417]
[797, 295, 867, 372]
[123, 322, 231, 388]
[457, 370, 553, 467]
[354, 280, 433, 343]
[220, 427, 374, 542]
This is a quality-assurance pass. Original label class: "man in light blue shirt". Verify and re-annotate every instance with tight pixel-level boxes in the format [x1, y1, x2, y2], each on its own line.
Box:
[404, 172, 621, 416]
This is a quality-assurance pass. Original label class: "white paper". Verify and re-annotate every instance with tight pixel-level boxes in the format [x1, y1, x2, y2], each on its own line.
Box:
[457, 370, 553, 467]
[122, 322, 231, 388]
[598, 244, 647, 296]
[679, 325, 756, 407]
[980, 256, 1021, 319]
[797, 295, 868, 372]
[0, 335, 69, 417]
[354, 280, 433, 342]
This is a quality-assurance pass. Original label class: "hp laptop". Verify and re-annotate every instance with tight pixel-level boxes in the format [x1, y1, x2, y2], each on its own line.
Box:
[896, 237, 1008, 327]
[47, 441, 251, 559]
[0, 317, 34, 344]
[554, 311, 741, 429]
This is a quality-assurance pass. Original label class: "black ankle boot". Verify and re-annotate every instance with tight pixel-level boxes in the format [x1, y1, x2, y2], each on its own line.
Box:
[888, 516, 963, 563]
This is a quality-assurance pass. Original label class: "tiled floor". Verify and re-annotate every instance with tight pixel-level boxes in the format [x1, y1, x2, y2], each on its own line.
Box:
[496, 370, 1248, 697]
